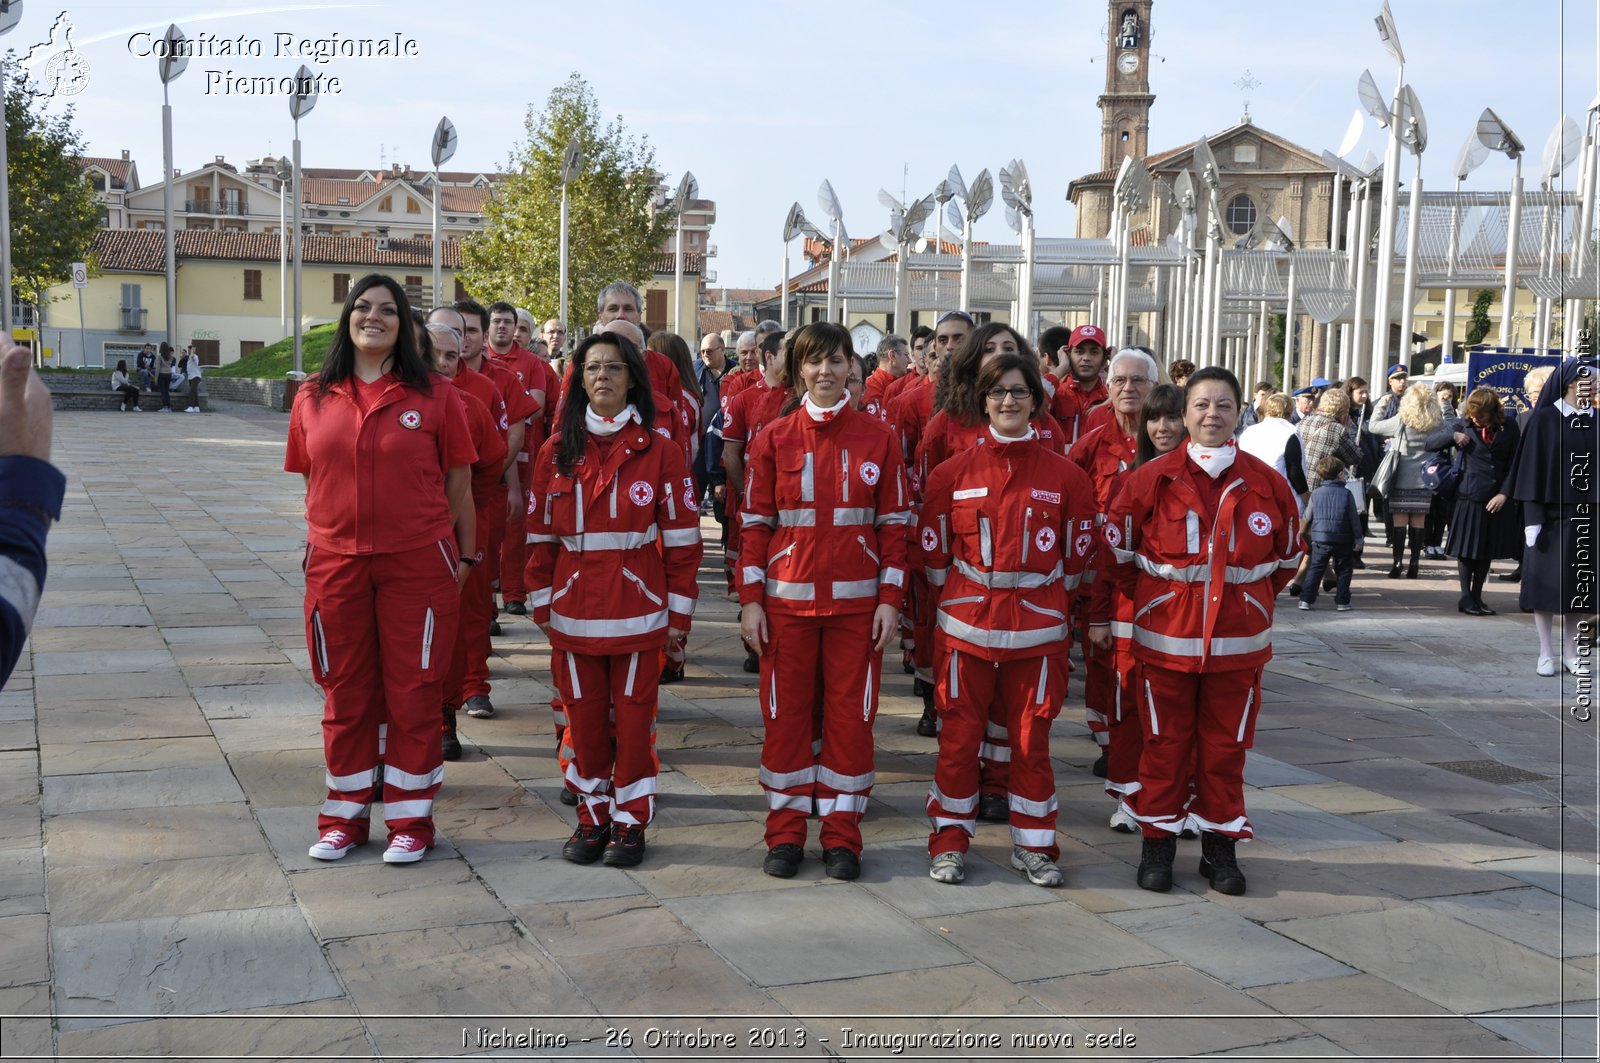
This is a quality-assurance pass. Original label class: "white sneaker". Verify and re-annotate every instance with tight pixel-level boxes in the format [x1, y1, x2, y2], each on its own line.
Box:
[132, 406, 142, 412]
[1109, 806, 1139, 833]
[1536, 656, 1557, 677]
[1565, 657, 1589, 676]
[119, 402, 127, 411]
[1297, 600, 1311, 611]
[308, 828, 358, 860]
[929, 851, 965, 884]
[186, 406, 200, 413]
[1011, 846, 1063, 888]
[1336, 603, 1354, 612]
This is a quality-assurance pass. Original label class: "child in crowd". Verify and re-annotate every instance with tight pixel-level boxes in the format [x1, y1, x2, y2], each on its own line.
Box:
[1299, 455, 1361, 612]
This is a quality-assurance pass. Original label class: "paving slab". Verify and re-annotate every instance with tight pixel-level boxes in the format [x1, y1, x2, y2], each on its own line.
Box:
[51, 905, 341, 1022]
[1267, 905, 1591, 1011]
[1475, 852, 1600, 908]
[38, 735, 225, 777]
[46, 852, 291, 927]
[667, 883, 969, 987]
[1417, 886, 1600, 959]
[290, 856, 510, 939]
[1105, 903, 1357, 989]
[40, 764, 245, 815]
[44, 802, 268, 870]
[920, 896, 1174, 983]
[191, 679, 323, 719]
[1473, 1000, 1600, 1058]
[0, 984, 52, 1057]
[34, 695, 211, 745]
[851, 840, 1064, 919]
[53, 999, 372, 1060]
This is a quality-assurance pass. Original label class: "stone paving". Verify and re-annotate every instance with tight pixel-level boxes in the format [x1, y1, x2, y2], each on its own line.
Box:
[3, 405, 1598, 1061]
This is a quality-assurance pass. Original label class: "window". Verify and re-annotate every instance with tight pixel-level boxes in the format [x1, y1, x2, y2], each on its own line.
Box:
[645, 289, 667, 332]
[240, 341, 264, 358]
[1233, 142, 1258, 165]
[333, 273, 351, 301]
[192, 339, 220, 366]
[90, 173, 106, 191]
[379, 195, 392, 212]
[243, 269, 262, 300]
[406, 198, 421, 214]
[1226, 194, 1257, 235]
[454, 278, 468, 302]
[405, 275, 422, 290]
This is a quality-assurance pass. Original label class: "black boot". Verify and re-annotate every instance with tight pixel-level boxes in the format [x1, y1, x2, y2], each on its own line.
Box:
[441, 707, 462, 761]
[1388, 536, 1404, 578]
[916, 686, 938, 737]
[1198, 832, 1247, 895]
[1137, 835, 1177, 892]
[1405, 528, 1422, 579]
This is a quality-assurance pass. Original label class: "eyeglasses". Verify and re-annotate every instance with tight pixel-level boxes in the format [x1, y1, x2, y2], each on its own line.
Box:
[985, 386, 1032, 402]
[1108, 376, 1152, 389]
[583, 361, 629, 377]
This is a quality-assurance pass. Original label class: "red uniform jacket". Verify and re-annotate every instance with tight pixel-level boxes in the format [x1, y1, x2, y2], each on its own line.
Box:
[918, 433, 1096, 660]
[1050, 376, 1109, 445]
[887, 376, 937, 496]
[1102, 450, 1302, 673]
[1067, 417, 1139, 516]
[863, 367, 896, 408]
[739, 405, 912, 616]
[286, 373, 476, 555]
[453, 379, 509, 554]
[486, 344, 553, 456]
[524, 422, 703, 654]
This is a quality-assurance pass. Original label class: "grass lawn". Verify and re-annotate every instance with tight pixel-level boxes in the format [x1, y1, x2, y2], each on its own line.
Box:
[207, 323, 338, 378]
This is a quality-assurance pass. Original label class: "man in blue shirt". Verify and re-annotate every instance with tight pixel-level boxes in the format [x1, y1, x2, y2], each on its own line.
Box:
[1, 346, 65, 688]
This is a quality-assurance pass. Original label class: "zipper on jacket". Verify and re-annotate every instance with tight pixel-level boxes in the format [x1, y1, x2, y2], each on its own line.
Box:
[1134, 590, 1176, 623]
[621, 566, 664, 606]
[1242, 592, 1268, 621]
[421, 607, 435, 670]
[857, 535, 879, 566]
[609, 479, 618, 519]
[1021, 600, 1065, 621]
[1021, 506, 1033, 565]
[311, 607, 330, 676]
[551, 571, 581, 603]
[979, 516, 993, 567]
[769, 542, 797, 566]
[841, 449, 850, 503]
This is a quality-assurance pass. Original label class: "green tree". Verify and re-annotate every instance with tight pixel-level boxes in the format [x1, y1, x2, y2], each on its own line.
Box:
[1464, 289, 1494, 346]
[4, 66, 101, 320]
[459, 74, 673, 326]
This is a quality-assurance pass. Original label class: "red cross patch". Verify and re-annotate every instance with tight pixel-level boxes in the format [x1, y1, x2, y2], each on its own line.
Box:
[1247, 511, 1273, 536]
[399, 409, 422, 430]
[1035, 526, 1057, 553]
[629, 481, 655, 506]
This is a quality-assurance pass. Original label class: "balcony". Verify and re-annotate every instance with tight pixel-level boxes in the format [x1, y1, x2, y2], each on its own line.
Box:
[118, 307, 148, 333]
[184, 198, 250, 216]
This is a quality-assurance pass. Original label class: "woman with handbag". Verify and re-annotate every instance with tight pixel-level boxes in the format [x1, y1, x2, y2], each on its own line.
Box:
[1370, 384, 1443, 578]
[1424, 388, 1520, 616]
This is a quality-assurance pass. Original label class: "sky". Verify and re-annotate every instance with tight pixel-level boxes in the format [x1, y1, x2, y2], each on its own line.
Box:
[16, 0, 1600, 292]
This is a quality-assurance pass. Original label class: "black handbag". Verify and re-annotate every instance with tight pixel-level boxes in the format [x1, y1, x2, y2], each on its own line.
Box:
[1420, 448, 1461, 502]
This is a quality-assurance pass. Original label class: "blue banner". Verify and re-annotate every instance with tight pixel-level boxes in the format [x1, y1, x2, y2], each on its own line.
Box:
[1465, 349, 1565, 418]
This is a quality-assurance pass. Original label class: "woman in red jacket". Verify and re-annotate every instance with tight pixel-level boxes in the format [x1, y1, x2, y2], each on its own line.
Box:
[525, 333, 703, 869]
[286, 274, 478, 865]
[917, 352, 1096, 887]
[1102, 367, 1301, 895]
[740, 322, 912, 881]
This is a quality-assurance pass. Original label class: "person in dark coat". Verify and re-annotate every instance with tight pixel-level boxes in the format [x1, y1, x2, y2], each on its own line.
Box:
[1502, 359, 1598, 676]
[1425, 388, 1520, 616]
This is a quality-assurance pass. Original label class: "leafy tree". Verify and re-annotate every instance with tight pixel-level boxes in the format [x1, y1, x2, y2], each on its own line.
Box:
[1464, 289, 1494, 346]
[459, 74, 674, 327]
[4, 66, 101, 320]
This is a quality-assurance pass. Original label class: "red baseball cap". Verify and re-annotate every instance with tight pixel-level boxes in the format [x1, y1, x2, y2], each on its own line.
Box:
[1069, 325, 1106, 349]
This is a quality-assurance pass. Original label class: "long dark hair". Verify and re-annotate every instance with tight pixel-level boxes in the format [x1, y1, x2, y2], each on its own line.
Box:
[779, 322, 850, 416]
[936, 322, 1033, 425]
[554, 333, 657, 474]
[648, 329, 701, 403]
[314, 274, 432, 399]
[1135, 383, 1187, 465]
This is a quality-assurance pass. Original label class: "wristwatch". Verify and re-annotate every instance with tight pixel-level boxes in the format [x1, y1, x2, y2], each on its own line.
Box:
[460, 551, 483, 567]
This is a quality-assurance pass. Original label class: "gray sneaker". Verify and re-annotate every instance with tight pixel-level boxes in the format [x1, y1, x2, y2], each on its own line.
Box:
[1011, 846, 1063, 888]
[929, 851, 965, 884]
[463, 695, 495, 719]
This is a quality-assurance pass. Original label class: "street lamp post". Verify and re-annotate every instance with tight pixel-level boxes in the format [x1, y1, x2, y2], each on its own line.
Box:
[287, 64, 318, 376]
[780, 202, 822, 332]
[1441, 132, 1489, 362]
[1395, 86, 1427, 367]
[1365, 0, 1407, 386]
[558, 137, 583, 334]
[671, 171, 697, 336]
[1476, 108, 1526, 350]
[275, 156, 290, 334]
[430, 116, 457, 311]
[156, 24, 188, 358]
[0, 1, 25, 340]
[818, 180, 846, 322]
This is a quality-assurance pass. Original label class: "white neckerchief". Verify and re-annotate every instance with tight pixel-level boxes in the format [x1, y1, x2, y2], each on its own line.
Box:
[803, 392, 850, 422]
[585, 403, 640, 437]
[1187, 439, 1237, 479]
[1557, 398, 1587, 417]
[988, 425, 1037, 444]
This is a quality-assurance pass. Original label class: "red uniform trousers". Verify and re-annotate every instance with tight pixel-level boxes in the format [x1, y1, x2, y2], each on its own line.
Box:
[757, 611, 882, 854]
[1082, 642, 1114, 747]
[443, 523, 495, 710]
[1122, 663, 1262, 840]
[552, 648, 659, 829]
[1104, 652, 1144, 799]
[500, 483, 531, 606]
[305, 539, 458, 845]
[927, 646, 1065, 859]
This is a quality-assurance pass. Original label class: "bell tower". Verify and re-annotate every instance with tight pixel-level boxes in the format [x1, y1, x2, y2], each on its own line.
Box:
[1099, 1, 1155, 171]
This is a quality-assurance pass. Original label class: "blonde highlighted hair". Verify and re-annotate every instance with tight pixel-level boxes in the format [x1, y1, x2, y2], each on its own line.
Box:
[1398, 382, 1443, 432]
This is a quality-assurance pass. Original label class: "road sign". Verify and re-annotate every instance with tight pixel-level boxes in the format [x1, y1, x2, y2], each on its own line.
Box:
[70, 261, 87, 288]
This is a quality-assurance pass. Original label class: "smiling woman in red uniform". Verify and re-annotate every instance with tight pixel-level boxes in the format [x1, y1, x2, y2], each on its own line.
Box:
[740, 321, 911, 881]
[525, 333, 702, 869]
[1101, 366, 1301, 895]
[287, 273, 478, 865]
[918, 353, 1095, 887]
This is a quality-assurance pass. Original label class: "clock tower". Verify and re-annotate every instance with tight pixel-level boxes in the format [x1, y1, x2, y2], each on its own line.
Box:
[1098, 1, 1155, 171]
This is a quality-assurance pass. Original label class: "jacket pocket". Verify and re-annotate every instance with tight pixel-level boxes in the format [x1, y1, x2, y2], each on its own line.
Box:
[550, 570, 581, 604]
[1241, 592, 1269, 623]
[621, 565, 665, 607]
[1133, 590, 1176, 623]
[857, 535, 880, 567]
[307, 604, 331, 683]
[1020, 600, 1065, 622]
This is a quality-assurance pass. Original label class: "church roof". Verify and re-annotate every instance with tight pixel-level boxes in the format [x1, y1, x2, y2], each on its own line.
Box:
[1068, 121, 1333, 202]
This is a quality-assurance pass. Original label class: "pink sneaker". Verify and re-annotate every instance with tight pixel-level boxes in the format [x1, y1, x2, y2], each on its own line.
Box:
[308, 829, 359, 860]
[382, 833, 432, 864]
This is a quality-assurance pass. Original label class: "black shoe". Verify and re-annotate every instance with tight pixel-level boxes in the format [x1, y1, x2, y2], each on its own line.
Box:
[558, 788, 579, 806]
[916, 707, 939, 738]
[1198, 832, 1247, 895]
[1137, 835, 1177, 892]
[489, 620, 504, 636]
[762, 843, 804, 878]
[660, 662, 685, 684]
[1387, 564, 1402, 579]
[440, 710, 462, 762]
[602, 825, 646, 867]
[1406, 559, 1420, 579]
[743, 650, 759, 674]
[1498, 567, 1522, 582]
[1350, 555, 1367, 569]
[822, 847, 861, 880]
[1090, 751, 1109, 778]
[1286, 582, 1302, 598]
[1474, 599, 1497, 616]
[562, 823, 611, 864]
[504, 601, 528, 615]
[978, 793, 1009, 823]
[1459, 599, 1488, 617]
